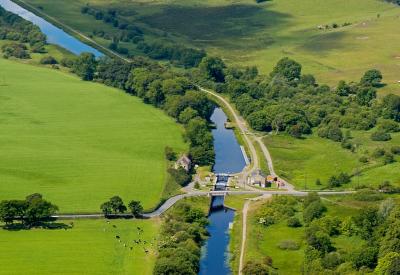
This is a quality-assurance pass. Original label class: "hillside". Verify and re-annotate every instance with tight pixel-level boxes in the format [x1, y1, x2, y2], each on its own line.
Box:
[0, 58, 186, 213]
[21, 0, 400, 95]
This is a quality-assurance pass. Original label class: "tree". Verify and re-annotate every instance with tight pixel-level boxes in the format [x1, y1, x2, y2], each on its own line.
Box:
[360, 69, 383, 87]
[356, 87, 376, 106]
[100, 196, 126, 215]
[24, 197, 59, 227]
[0, 200, 27, 224]
[304, 201, 326, 224]
[242, 261, 270, 275]
[128, 200, 143, 217]
[199, 56, 226, 82]
[270, 57, 302, 82]
[375, 252, 400, 275]
[164, 146, 176, 161]
[72, 52, 97, 81]
[352, 207, 379, 239]
[381, 94, 400, 122]
[352, 247, 378, 269]
[287, 217, 302, 227]
[178, 107, 199, 124]
[110, 196, 127, 213]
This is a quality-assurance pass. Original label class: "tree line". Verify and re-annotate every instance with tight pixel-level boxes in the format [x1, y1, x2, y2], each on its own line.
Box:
[80, 5, 205, 67]
[0, 6, 47, 58]
[153, 201, 209, 275]
[0, 194, 58, 229]
[60, 53, 215, 166]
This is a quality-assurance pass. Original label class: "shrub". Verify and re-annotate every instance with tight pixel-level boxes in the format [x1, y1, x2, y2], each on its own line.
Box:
[164, 146, 176, 161]
[359, 156, 369, 163]
[287, 217, 302, 227]
[323, 252, 343, 270]
[353, 190, 384, 201]
[378, 119, 400, 133]
[383, 153, 395, 165]
[304, 201, 326, 224]
[372, 148, 385, 158]
[371, 130, 391, 141]
[391, 146, 400, 155]
[278, 240, 300, 250]
[40, 56, 58, 65]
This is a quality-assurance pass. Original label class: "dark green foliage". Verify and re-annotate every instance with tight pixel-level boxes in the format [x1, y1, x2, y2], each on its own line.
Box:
[128, 200, 143, 217]
[353, 190, 384, 202]
[327, 172, 351, 188]
[40, 55, 58, 65]
[352, 247, 378, 269]
[199, 56, 226, 82]
[356, 86, 376, 106]
[0, 6, 46, 46]
[0, 194, 58, 228]
[168, 167, 191, 187]
[305, 226, 334, 254]
[322, 252, 343, 270]
[72, 52, 97, 81]
[1, 42, 30, 59]
[381, 94, 400, 122]
[270, 57, 302, 82]
[258, 196, 298, 226]
[154, 202, 208, 275]
[100, 196, 127, 215]
[242, 261, 270, 275]
[287, 217, 302, 227]
[371, 130, 391, 141]
[318, 124, 343, 142]
[353, 207, 380, 240]
[360, 69, 383, 87]
[391, 146, 400, 155]
[377, 119, 400, 133]
[303, 201, 326, 224]
[164, 146, 176, 161]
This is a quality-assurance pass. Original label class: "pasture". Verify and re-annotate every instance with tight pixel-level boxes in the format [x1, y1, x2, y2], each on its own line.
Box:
[0, 58, 186, 213]
[264, 132, 400, 190]
[22, 0, 400, 95]
[0, 219, 160, 274]
[244, 196, 365, 274]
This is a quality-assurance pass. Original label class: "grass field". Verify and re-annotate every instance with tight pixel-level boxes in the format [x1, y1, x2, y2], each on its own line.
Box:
[243, 196, 365, 274]
[0, 58, 186, 213]
[264, 132, 400, 190]
[21, 0, 400, 95]
[0, 218, 160, 274]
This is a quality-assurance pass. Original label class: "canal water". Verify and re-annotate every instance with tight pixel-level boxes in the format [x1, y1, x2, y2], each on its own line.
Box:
[0, 0, 102, 57]
[199, 108, 246, 275]
[0, 2, 247, 274]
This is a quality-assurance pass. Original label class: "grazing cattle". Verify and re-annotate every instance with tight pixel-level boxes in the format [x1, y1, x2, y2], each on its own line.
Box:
[116, 235, 120, 239]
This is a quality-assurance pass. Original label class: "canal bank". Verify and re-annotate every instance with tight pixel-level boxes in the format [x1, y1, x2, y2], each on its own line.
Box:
[0, 1, 247, 273]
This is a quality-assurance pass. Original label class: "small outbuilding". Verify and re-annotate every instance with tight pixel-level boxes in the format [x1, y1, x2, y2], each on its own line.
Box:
[174, 155, 192, 172]
[249, 169, 270, 188]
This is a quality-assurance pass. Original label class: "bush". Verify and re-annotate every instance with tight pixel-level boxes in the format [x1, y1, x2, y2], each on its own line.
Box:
[372, 148, 385, 158]
[278, 240, 300, 250]
[359, 156, 369, 163]
[40, 56, 58, 65]
[353, 190, 384, 202]
[383, 153, 395, 165]
[391, 146, 400, 155]
[287, 217, 302, 227]
[303, 201, 326, 224]
[378, 119, 400, 133]
[164, 146, 176, 161]
[371, 130, 391, 141]
[167, 167, 191, 187]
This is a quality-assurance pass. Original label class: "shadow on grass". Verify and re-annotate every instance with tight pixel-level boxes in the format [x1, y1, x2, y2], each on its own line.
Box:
[1, 221, 72, 231]
[139, 4, 291, 48]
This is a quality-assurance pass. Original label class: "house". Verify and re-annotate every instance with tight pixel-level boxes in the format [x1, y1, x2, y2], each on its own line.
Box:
[248, 169, 270, 188]
[174, 155, 192, 172]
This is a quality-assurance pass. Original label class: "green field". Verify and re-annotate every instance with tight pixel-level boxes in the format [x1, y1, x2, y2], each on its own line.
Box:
[0, 58, 186, 213]
[0, 219, 160, 274]
[21, 0, 400, 95]
[264, 132, 400, 190]
[243, 196, 365, 274]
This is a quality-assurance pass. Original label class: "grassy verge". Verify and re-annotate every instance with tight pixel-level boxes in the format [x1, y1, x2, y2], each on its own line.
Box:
[0, 218, 160, 274]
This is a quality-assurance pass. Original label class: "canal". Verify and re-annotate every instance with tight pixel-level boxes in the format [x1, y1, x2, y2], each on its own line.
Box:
[0, 1, 247, 274]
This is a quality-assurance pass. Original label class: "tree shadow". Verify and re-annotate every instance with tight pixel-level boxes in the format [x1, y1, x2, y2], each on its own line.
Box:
[1, 221, 72, 231]
[138, 4, 292, 49]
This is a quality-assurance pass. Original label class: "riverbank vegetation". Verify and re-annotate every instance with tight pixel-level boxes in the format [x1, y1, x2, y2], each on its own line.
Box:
[243, 193, 400, 274]
[153, 197, 209, 275]
[0, 218, 160, 274]
[197, 55, 400, 190]
[21, 0, 400, 95]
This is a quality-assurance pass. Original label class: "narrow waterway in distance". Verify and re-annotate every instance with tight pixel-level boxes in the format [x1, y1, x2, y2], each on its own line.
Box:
[0, 0, 102, 57]
[0, 2, 247, 273]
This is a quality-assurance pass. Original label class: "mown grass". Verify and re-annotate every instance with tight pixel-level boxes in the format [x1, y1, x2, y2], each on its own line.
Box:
[0, 58, 186, 213]
[23, 0, 400, 95]
[0, 218, 160, 274]
[264, 132, 400, 190]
